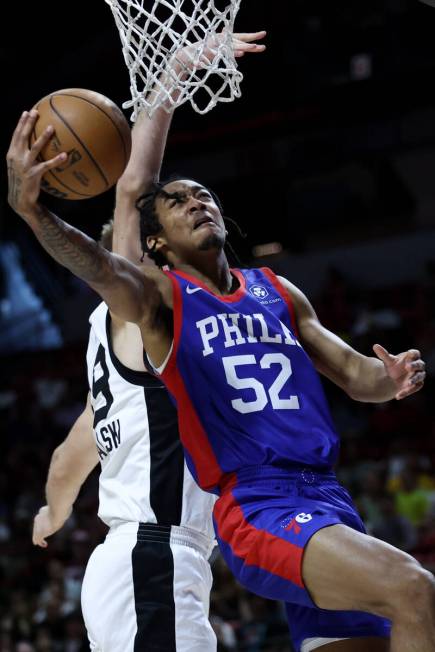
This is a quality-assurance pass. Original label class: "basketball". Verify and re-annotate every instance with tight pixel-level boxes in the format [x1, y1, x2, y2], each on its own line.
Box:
[30, 89, 131, 200]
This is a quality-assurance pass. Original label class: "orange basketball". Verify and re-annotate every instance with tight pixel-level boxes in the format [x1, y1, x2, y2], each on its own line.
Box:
[30, 89, 131, 200]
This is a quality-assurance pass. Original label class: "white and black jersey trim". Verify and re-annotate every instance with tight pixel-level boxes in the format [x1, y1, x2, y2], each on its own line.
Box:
[132, 524, 176, 651]
[103, 312, 185, 526]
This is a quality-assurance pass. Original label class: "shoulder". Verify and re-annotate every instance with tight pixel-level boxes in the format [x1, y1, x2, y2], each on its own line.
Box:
[124, 260, 173, 312]
[275, 275, 317, 321]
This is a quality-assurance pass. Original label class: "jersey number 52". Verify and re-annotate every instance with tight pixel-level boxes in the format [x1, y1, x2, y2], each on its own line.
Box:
[222, 353, 300, 414]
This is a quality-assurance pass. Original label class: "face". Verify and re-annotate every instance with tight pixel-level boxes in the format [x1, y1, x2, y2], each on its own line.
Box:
[149, 179, 226, 265]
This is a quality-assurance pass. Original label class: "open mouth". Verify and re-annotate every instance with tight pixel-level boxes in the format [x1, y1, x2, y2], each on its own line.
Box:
[193, 216, 215, 230]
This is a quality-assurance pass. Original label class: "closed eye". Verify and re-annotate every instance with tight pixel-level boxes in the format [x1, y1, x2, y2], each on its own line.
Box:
[197, 191, 212, 201]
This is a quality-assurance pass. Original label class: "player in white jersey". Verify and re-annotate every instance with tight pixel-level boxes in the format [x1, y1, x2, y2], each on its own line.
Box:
[28, 30, 265, 651]
[33, 220, 217, 652]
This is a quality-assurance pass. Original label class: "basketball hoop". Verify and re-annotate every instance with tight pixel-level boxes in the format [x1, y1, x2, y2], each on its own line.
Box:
[105, 0, 243, 120]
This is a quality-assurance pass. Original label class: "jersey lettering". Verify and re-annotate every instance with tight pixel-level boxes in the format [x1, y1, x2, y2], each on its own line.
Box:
[95, 418, 121, 458]
[217, 313, 246, 349]
[196, 312, 300, 357]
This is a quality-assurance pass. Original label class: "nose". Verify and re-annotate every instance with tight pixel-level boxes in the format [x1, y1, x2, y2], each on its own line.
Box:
[187, 197, 206, 214]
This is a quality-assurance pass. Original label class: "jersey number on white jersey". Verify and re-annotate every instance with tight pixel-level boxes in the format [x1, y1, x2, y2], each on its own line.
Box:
[92, 345, 114, 428]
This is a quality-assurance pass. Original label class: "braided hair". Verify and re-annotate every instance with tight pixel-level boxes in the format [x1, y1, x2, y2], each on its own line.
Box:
[136, 175, 245, 268]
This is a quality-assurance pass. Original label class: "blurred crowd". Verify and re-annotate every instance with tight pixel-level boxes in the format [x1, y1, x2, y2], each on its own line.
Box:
[1, 262, 435, 652]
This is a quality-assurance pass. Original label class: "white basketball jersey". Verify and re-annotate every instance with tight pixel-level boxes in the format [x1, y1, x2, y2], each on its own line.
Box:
[86, 302, 216, 538]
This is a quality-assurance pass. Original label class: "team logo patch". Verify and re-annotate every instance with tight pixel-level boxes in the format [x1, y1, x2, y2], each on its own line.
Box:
[282, 512, 313, 535]
[249, 284, 269, 299]
[295, 512, 313, 524]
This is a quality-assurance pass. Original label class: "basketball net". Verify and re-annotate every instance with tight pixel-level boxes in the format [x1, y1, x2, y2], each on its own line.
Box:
[105, 0, 243, 120]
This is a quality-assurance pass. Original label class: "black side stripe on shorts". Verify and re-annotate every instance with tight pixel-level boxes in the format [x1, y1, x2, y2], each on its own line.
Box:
[144, 386, 185, 525]
[132, 524, 176, 651]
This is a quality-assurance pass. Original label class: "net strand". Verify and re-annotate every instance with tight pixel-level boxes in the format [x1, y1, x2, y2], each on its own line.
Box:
[105, 0, 243, 120]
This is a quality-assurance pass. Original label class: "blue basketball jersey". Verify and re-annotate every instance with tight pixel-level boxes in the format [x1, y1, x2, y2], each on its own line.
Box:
[160, 267, 340, 492]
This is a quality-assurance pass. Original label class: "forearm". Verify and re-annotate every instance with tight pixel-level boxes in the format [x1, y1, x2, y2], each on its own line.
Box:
[45, 447, 82, 526]
[113, 88, 175, 260]
[347, 356, 396, 403]
[20, 202, 110, 285]
[117, 106, 172, 195]
[113, 108, 170, 260]
[117, 54, 188, 196]
[18, 202, 150, 322]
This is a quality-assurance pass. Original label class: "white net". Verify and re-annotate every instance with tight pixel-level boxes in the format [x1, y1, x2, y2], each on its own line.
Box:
[105, 0, 243, 120]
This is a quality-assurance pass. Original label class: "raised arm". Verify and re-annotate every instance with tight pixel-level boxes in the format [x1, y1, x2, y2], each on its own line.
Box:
[113, 102, 171, 261]
[6, 110, 167, 325]
[113, 31, 266, 261]
[32, 394, 98, 548]
[279, 276, 426, 402]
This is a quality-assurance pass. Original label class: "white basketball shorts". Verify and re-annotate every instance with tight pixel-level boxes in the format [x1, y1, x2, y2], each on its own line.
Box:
[81, 522, 217, 651]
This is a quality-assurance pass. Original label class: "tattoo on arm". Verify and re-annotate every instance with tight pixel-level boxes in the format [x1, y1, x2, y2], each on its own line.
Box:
[34, 204, 107, 283]
[7, 162, 22, 210]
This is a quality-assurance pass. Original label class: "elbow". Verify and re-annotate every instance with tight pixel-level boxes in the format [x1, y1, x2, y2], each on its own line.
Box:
[343, 384, 361, 402]
[346, 389, 368, 403]
[345, 383, 379, 403]
[341, 374, 369, 403]
[48, 446, 70, 486]
[116, 174, 158, 201]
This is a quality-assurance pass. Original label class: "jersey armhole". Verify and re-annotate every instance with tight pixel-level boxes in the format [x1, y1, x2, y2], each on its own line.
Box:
[144, 342, 174, 375]
[157, 271, 183, 377]
[260, 267, 300, 338]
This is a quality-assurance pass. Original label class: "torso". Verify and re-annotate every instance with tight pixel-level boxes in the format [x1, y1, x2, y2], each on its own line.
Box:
[86, 302, 216, 536]
[156, 267, 340, 492]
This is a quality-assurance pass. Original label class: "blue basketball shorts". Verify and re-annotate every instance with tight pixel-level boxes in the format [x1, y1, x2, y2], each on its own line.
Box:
[213, 466, 391, 652]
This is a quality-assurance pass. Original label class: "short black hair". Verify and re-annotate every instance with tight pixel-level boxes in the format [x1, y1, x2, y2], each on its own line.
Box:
[136, 174, 224, 268]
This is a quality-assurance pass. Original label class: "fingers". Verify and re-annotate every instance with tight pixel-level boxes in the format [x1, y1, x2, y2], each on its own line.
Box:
[28, 124, 56, 163]
[395, 368, 426, 400]
[35, 151, 67, 175]
[234, 43, 265, 57]
[26, 117, 67, 170]
[32, 523, 48, 548]
[396, 380, 425, 400]
[406, 359, 425, 373]
[372, 343, 394, 364]
[233, 31, 267, 43]
[232, 30, 266, 56]
[34, 537, 48, 548]
[410, 371, 426, 385]
[404, 349, 422, 361]
[401, 349, 425, 389]
[9, 110, 32, 151]
[16, 110, 39, 148]
[8, 109, 66, 176]
[233, 40, 266, 54]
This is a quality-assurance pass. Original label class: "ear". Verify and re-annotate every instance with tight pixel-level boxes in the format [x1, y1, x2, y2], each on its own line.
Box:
[146, 234, 167, 254]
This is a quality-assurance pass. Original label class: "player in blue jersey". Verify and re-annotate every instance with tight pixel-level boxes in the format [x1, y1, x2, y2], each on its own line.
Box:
[7, 35, 435, 652]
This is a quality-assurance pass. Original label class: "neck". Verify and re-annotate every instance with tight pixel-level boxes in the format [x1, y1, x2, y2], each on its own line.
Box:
[174, 249, 235, 294]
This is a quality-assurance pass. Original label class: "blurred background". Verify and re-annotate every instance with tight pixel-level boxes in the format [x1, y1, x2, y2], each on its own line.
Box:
[1, 1, 435, 650]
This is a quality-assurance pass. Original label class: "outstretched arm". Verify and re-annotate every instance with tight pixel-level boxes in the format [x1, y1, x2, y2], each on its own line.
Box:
[279, 277, 426, 402]
[7, 110, 166, 324]
[113, 31, 266, 261]
[32, 394, 98, 548]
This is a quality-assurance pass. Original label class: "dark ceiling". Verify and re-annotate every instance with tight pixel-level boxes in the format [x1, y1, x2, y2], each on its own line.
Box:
[2, 0, 435, 254]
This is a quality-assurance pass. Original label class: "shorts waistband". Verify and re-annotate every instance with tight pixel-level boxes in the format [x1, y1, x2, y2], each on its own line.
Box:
[220, 465, 337, 491]
[106, 521, 215, 558]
